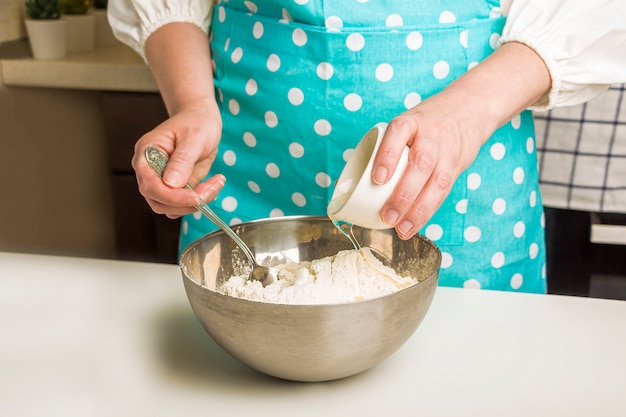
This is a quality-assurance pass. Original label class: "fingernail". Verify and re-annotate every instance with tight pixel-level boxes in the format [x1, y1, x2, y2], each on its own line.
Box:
[163, 170, 181, 187]
[373, 167, 388, 184]
[383, 210, 399, 225]
[398, 220, 413, 235]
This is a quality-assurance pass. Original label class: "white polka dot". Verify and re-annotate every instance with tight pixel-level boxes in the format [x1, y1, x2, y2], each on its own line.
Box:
[511, 114, 521, 129]
[325, 16, 343, 31]
[346, 33, 365, 51]
[267, 54, 281, 72]
[182, 219, 189, 235]
[541, 212, 545, 228]
[425, 224, 443, 241]
[288, 87, 304, 105]
[192, 211, 202, 221]
[231, 47, 243, 63]
[468, 61, 479, 70]
[294, 0, 308, 4]
[266, 162, 280, 178]
[289, 142, 304, 158]
[245, 79, 258, 95]
[243, 132, 257, 147]
[404, 92, 422, 109]
[314, 119, 332, 136]
[433, 61, 450, 79]
[280, 8, 293, 23]
[292, 28, 307, 46]
[467, 173, 481, 190]
[386, 14, 403, 27]
[342, 148, 354, 162]
[270, 208, 284, 217]
[223, 38, 230, 53]
[375, 63, 394, 82]
[218, 7, 226, 22]
[490, 7, 503, 18]
[265, 111, 278, 128]
[510, 273, 523, 290]
[513, 221, 526, 238]
[526, 137, 535, 153]
[248, 181, 260, 193]
[244, 1, 257, 13]
[441, 252, 453, 268]
[316, 172, 331, 188]
[292, 192, 306, 207]
[230, 217, 242, 226]
[490, 142, 506, 160]
[406, 32, 423, 50]
[529, 190, 537, 207]
[439, 11, 456, 23]
[317, 62, 334, 80]
[456, 199, 468, 214]
[222, 196, 238, 212]
[223, 150, 236, 166]
[228, 99, 240, 115]
[542, 263, 547, 279]
[344, 93, 362, 111]
[513, 167, 525, 184]
[252, 21, 264, 39]
[529, 242, 539, 259]
[460, 30, 468, 48]
[464, 226, 481, 242]
[492, 198, 506, 215]
[491, 252, 505, 268]
[489, 33, 500, 50]
[463, 279, 481, 289]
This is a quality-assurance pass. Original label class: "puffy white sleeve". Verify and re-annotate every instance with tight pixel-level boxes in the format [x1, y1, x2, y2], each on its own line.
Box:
[499, 0, 626, 111]
[108, 0, 215, 62]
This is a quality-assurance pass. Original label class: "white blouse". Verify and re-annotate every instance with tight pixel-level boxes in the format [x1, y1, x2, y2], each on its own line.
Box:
[108, 0, 626, 110]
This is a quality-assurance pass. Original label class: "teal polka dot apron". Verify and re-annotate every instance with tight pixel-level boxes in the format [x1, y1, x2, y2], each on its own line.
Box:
[180, 0, 547, 293]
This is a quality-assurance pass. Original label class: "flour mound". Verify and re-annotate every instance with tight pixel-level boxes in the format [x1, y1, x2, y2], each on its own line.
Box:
[218, 248, 416, 304]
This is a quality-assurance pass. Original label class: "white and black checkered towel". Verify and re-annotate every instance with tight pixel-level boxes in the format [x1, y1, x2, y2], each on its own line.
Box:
[534, 84, 626, 214]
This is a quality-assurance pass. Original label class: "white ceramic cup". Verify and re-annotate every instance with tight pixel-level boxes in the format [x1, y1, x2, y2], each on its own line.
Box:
[328, 122, 409, 229]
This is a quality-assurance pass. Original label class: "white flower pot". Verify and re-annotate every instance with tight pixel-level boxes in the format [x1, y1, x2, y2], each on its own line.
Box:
[63, 13, 96, 54]
[93, 9, 118, 46]
[25, 19, 68, 60]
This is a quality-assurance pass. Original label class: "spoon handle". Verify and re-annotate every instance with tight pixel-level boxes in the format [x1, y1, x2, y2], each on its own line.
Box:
[144, 146, 256, 264]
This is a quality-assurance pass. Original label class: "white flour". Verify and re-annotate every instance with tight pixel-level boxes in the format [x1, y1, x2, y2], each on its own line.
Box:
[218, 248, 416, 304]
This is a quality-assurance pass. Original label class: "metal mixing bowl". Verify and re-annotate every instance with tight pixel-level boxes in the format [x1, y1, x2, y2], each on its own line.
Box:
[179, 216, 441, 382]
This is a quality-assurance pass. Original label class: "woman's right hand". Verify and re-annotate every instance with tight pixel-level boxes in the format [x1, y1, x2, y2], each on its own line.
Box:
[131, 100, 224, 219]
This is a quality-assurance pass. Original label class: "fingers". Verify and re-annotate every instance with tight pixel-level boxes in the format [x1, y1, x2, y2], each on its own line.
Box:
[374, 114, 464, 240]
[372, 116, 416, 185]
[129, 115, 221, 218]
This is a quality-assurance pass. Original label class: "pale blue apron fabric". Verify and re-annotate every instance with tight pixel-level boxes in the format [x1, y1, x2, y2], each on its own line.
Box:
[179, 0, 547, 293]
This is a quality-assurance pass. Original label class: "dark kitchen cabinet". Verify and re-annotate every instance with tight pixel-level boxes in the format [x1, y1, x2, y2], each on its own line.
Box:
[101, 92, 180, 264]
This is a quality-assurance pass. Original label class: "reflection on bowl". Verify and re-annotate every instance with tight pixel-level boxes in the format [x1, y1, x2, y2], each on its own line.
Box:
[179, 216, 441, 382]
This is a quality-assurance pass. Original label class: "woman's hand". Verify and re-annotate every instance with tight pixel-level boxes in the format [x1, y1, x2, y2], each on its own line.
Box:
[373, 100, 484, 240]
[372, 41, 551, 239]
[131, 22, 221, 219]
[131, 100, 224, 219]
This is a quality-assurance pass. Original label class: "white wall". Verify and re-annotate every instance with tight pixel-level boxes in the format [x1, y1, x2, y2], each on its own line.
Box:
[0, 0, 26, 43]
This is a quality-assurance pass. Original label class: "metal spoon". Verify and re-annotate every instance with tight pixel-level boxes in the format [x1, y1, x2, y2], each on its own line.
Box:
[145, 146, 279, 287]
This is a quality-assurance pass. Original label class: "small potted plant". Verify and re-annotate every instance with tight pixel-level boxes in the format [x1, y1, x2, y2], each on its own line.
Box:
[61, 0, 95, 53]
[24, 0, 67, 60]
[92, 0, 117, 46]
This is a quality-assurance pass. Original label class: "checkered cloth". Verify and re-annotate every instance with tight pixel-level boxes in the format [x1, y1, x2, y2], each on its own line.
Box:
[534, 84, 626, 214]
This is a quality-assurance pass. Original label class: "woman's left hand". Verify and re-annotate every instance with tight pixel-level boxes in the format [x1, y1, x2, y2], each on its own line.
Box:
[372, 100, 485, 240]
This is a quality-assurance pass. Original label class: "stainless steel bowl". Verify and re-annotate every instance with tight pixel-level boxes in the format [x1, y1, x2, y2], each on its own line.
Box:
[179, 216, 441, 382]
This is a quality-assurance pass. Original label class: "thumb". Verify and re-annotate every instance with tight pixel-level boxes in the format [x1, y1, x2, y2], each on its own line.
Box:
[162, 143, 199, 188]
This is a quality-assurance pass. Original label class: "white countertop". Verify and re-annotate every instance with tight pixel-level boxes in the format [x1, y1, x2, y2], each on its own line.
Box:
[1, 251, 625, 417]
